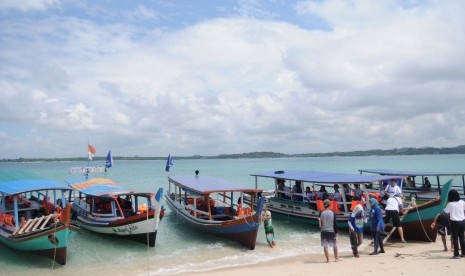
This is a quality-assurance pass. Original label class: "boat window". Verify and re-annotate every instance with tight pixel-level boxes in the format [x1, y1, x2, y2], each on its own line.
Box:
[93, 198, 112, 214]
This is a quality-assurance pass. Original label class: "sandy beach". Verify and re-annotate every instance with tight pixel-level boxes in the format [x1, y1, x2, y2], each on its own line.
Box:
[188, 238, 465, 276]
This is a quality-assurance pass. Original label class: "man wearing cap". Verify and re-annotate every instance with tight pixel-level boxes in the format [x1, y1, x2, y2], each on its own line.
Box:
[319, 199, 339, 262]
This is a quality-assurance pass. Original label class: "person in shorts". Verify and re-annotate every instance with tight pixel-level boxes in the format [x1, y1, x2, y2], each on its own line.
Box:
[261, 205, 276, 248]
[384, 194, 406, 243]
[319, 199, 339, 262]
[431, 211, 453, 252]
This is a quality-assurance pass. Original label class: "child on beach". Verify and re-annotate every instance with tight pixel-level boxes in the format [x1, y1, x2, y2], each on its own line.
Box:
[319, 199, 339, 262]
[261, 205, 276, 248]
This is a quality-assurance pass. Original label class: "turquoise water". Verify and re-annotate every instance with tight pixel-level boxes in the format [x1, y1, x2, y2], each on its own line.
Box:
[1, 155, 464, 275]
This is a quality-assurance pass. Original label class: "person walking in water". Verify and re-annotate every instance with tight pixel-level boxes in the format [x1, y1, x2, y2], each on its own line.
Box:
[261, 205, 276, 248]
[348, 204, 364, 257]
[369, 197, 385, 255]
[319, 199, 339, 262]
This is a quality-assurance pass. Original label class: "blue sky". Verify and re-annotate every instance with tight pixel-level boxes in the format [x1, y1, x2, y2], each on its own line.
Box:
[1, 0, 464, 159]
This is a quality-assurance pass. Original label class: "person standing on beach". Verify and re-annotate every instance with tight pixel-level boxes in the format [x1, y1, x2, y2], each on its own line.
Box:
[369, 197, 385, 255]
[384, 194, 406, 243]
[348, 204, 364, 257]
[319, 199, 339, 262]
[442, 189, 465, 259]
[261, 205, 276, 248]
[431, 211, 453, 252]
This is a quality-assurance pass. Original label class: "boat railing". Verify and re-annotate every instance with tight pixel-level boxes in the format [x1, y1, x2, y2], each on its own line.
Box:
[12, 213, 57, 235]
[185, 205, 209, 218]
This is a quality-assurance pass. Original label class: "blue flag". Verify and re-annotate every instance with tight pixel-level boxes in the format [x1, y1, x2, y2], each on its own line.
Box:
[165, 154, 173, 172]
[105, 150, 113, 168]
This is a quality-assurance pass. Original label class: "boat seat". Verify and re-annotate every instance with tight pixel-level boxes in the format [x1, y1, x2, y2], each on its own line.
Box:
[13, 214, 55, 235]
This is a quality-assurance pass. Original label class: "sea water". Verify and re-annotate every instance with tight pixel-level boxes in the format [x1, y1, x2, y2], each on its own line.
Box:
[1, 154, 464, 275]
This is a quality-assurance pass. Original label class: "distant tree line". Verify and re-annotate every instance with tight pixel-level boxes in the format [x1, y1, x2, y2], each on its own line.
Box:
[2, 145, 465, 162]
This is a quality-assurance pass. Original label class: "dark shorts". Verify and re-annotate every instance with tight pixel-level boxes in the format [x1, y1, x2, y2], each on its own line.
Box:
[384, 210, 401, 227]
[321, 231, 336, 247]
[265, 226, 274, 235]
[438, 224, 451, 236]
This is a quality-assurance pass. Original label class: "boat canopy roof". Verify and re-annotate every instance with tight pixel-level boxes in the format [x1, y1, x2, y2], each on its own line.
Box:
[169, 175, 262, 195]
[0, 170, 70, 195]
[359, 169, 465, 177]
[251, 170, 401, 184]
[66, 177, 136, 197]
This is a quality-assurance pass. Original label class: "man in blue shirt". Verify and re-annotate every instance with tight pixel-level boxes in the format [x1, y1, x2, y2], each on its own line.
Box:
[369, 197, 385, 255]
[348, 204, 364, 257]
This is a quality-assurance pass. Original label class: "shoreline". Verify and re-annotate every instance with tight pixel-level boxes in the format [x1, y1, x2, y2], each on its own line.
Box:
[185, 239, 464, 276]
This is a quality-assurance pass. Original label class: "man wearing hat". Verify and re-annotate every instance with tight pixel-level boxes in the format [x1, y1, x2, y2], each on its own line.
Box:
[319, 199, 339, 262]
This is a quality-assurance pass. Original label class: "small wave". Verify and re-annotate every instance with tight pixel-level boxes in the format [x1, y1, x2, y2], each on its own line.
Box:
[149, 236, 356, 275]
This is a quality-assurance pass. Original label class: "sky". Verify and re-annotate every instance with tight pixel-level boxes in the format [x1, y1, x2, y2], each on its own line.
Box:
[1, 0, 464, 159]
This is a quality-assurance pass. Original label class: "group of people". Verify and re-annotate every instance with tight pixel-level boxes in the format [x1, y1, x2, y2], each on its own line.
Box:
[321, 179, 408, 261]
[264, 177, 465, 261]
[321, 181, 465, 262]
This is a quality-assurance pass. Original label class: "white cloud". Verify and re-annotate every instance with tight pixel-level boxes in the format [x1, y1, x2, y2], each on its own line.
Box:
[0, 1, 464, 158]
[0, 0, 60, 12]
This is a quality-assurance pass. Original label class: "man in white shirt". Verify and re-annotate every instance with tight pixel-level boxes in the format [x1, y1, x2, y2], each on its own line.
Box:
[443, 189, 465, 258]
[384, 195, 406, 243]
[385, 179, 403, 198]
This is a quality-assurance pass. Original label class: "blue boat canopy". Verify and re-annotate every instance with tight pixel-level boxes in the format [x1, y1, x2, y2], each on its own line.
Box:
[359, 169, 465, 177]
[66, 177, 133, 196]
[0, 179, 71, 195]
[169, 175, 262, 195]
[251, 170, 401, 184]
[0, 170, 70, 195]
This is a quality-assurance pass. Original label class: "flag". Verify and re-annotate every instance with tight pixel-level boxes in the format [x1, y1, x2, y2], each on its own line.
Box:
[88, 144, 96, 160]
[105, 150, 113, 168]
[165, 154, 173, 172]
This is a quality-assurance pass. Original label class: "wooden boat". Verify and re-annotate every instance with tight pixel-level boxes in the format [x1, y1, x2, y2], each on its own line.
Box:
[359, 168, 465, 200]
[251, 170, 452, 242]
[251, 170, 397, 228]
[66, 177, 164, 247]
[0, 170, 79, 265]
[165, 175, 265, 249]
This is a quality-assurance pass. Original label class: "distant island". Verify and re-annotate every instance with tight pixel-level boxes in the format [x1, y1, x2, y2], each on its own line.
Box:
[2, 145, 465, 162]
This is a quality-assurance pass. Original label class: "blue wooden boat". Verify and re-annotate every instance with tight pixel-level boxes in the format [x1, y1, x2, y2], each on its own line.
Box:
[251, 170, 397, 226]
[0, 170, 79, 265]
[165, 175, 265, 249]
[66, 177, 164, 247]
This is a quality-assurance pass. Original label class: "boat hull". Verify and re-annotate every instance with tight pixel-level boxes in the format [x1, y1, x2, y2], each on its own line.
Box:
[0, 221, 79, 265]
[75, 211, 159, 247]
[265, 197, 352, 229]
[165, 195, 263, 249]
